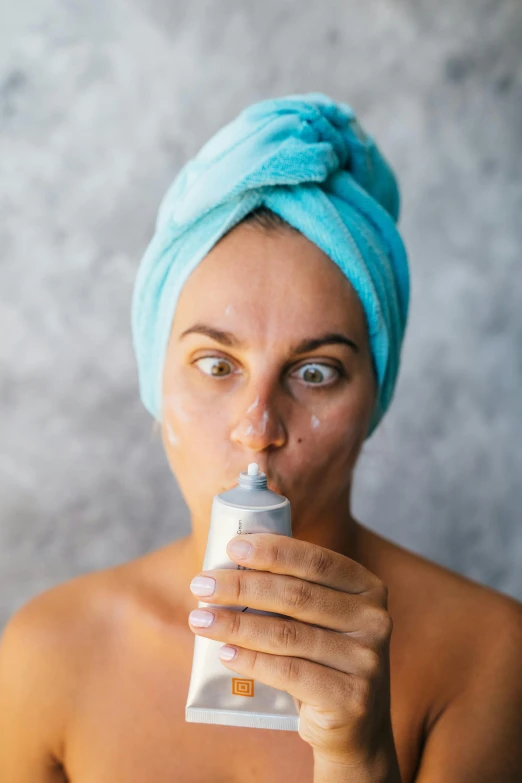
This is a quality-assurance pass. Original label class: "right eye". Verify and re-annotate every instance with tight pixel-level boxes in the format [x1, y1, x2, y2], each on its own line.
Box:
[194, 357, 234, 378]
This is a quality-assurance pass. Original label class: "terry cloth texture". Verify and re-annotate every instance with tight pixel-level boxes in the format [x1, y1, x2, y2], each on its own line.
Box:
[131, 92, 410, 438]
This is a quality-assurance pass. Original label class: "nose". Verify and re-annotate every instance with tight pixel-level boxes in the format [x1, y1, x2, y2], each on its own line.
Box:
[230, 392, 287, 452]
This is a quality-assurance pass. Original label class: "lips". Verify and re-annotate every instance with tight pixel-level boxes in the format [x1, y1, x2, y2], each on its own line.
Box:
[220, 460, 283, 494]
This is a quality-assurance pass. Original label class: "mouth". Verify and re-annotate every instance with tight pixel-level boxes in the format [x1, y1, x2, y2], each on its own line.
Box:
[220, 460, 283, 494]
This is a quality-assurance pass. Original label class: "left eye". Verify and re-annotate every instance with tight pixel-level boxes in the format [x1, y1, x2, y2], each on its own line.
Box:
[292, 363, 339, 385]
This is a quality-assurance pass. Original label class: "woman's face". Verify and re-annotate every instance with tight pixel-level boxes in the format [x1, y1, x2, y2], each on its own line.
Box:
[161, 222, 377, 533]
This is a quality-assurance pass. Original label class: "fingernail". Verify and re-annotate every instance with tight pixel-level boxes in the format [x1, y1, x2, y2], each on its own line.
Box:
[190, 576, 216, 597]
[227, 539, 253, 560]
[189, 609, 215, 627]
[219, 645, 237, 661]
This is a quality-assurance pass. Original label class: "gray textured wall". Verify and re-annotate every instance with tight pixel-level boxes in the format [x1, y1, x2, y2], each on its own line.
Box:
[1, 0, 521, 629]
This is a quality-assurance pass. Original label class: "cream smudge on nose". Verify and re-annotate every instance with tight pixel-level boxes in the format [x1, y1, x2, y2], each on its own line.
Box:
[259, 409, 269, 434]
[242, 410, 269, 437]
[246, 395, 259, 413]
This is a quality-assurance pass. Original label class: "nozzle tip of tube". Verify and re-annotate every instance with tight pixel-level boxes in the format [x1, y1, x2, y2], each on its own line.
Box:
[247, 462, 259, 476]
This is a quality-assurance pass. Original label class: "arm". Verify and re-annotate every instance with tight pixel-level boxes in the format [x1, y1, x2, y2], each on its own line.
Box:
[415, 598, 522, 782]
[0, 593, 74, 782]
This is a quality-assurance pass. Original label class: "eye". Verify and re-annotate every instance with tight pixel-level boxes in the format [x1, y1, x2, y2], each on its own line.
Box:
[292, 363, 339, 386]
[194, 356, 234, 378]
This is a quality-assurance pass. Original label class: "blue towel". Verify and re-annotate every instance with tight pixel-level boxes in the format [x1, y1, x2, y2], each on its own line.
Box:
[131, 92, 410, 438]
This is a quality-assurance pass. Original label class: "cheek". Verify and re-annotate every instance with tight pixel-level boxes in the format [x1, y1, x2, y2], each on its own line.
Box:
[162, 388, 233, 464]
[161, 390, 238, 509]
[165, 420, 180, 447]
[295, 398, 367, 465]
[160, 392, 191, 452]
[308, 415, 361, 447]
[163, 390, 193, 425]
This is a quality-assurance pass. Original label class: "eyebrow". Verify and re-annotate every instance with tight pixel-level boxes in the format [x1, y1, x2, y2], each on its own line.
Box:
[179, 324, 360, 354]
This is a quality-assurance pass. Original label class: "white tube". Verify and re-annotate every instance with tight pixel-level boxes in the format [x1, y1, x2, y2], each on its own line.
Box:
[185, 465, 299, 731]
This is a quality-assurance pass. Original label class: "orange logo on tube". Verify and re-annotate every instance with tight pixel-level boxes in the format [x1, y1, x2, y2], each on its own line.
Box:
[232, 678, 255, 697]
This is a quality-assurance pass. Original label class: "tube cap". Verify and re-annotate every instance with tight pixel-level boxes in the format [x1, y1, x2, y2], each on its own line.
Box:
[238, 463, 268, 490]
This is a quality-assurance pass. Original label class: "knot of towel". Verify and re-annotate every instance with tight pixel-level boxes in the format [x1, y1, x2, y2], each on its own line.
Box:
[131, 92, 410, 438]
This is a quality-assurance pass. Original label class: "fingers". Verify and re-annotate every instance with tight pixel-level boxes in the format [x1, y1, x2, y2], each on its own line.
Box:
[188, 606, 383, 677]
[192, 568, 389, 639]
[219, 641, 362, 715]
[226, 533, 385, 600]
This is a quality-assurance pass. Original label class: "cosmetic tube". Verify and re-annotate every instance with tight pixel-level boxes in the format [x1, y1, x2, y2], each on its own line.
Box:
[185, 463, 299, 730]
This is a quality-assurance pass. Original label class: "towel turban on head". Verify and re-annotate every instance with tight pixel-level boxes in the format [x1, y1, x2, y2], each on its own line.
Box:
[131, 92, 410, 438]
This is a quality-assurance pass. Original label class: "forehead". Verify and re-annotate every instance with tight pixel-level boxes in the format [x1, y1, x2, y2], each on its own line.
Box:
[172, 223, 369, 346]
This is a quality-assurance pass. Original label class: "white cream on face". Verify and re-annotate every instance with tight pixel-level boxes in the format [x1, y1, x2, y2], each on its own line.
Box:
[225, 304, 234, 317]
[164, 392, 191, 422]
[311, 414, 321, 429]
[259, 409, 269, 435]
[166, 420, 180, 447]
[246, 395, 260, 413]
[236, 407, 269, 441]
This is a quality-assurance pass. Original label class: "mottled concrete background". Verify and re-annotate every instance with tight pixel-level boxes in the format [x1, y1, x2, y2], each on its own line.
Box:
[1, 0, 521, 629]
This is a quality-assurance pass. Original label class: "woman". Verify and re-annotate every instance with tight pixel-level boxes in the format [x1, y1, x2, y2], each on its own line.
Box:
[1, 94, 521, 783]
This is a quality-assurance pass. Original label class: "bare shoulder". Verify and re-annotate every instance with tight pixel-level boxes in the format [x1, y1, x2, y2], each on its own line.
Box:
[0, 564, 139, 778]
[356, 522, 522, 780]
[357, 519, 520, 618]
[359, 521, 522, 672]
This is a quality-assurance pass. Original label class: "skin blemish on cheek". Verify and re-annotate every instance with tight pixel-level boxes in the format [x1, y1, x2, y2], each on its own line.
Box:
[311, 414, 321, 429]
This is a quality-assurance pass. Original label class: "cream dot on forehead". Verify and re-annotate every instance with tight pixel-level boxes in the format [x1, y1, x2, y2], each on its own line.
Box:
[311, 414, 321, 429]
[225, 304, 234, 316]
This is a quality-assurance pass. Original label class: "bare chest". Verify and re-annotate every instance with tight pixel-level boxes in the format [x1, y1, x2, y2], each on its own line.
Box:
[63, 625, 426, 783]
